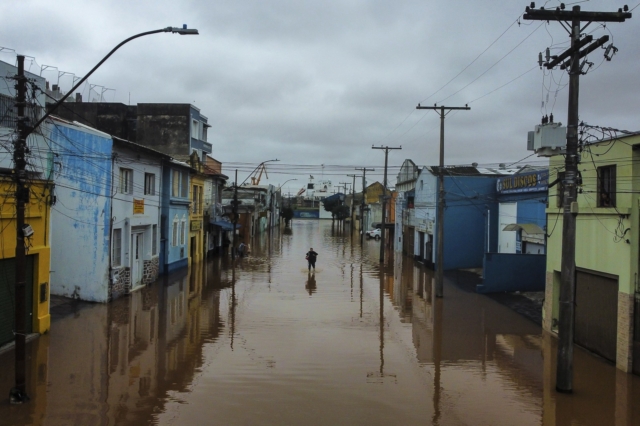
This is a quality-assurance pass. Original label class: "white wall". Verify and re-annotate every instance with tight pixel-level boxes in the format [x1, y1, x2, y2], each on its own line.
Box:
[112, 144, 162, 291]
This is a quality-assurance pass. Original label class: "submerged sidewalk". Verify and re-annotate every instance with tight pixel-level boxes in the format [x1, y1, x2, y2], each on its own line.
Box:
[446, 269, 543, 326]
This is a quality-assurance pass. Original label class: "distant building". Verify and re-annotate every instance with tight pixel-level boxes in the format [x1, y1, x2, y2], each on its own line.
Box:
[47, 101, 213, 161]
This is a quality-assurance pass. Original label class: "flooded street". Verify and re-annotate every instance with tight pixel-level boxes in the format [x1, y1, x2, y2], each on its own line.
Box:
[2, 219, 640, 425]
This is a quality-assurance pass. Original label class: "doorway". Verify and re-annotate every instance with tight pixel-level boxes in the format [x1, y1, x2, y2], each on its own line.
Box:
[498, 202, 517, 253]
[131, 232, 144, 289]
[575, 270, 618, 363]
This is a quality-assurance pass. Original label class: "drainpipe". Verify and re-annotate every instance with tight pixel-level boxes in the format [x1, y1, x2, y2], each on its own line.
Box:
[108, 153, 116, 300]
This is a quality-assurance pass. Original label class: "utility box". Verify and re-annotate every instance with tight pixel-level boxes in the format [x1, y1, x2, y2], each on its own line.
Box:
[528, 122, 566, 157]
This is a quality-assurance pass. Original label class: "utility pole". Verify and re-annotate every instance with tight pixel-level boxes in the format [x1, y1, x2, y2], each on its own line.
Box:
[416, 104, 470, 297]
[7, 27, 200, 405]
[232, 169, 238, 260]
[347, 174, 361, 231]
[524, 3, 631, 394]
[356, 167, 374, 245]
[372, 145, 401, 263]
[10, 55, 29, 404]
[339, 182, 351, 227]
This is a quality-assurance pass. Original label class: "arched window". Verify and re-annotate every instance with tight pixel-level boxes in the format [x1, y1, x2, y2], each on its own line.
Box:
[180, 215, 187, 245]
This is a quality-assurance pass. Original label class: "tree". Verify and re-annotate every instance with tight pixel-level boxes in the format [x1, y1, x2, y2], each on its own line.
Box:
[333, 204, 350, 221]
[280, 206, 294, 226]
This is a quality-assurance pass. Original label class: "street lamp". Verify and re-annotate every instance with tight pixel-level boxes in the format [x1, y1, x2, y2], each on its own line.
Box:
[27, 25, 198, 137]
[277, 178, 297, 190]
[277, 178, 297, 210]
[10, 25, 198, 405]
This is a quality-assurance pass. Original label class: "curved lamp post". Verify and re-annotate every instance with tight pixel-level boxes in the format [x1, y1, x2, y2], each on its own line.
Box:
[27, 25, 198, 137]
[277, 178, 297, 213]
[277, 178, 298, 191]
[11, 25, 198, 405]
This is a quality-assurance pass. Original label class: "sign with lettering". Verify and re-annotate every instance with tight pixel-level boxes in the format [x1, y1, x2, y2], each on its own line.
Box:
[496, 171, 548, 194]
[190, 220, 202, 231]
[133, 199, 144, 214]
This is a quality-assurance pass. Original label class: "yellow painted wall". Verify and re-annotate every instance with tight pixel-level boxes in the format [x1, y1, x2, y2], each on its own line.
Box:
[365, 182, 385, 204]
[0, 178, 51, 334]
[546, 135, 638, 316]
[189, 174, 205, 265]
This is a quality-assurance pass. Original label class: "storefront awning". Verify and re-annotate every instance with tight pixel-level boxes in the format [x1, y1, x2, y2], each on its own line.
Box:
[210, 221, 240, 231]
[502, 223, 545, 235]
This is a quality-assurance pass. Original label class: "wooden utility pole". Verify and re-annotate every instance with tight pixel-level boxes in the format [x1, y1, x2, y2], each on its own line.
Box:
[356, 167, 374, 245]
[416, 104, 470, 297]
[10, 55, 29, 404]
[372, 146, 401, 263]
[232, 169, 238, 260]
[524, 3, 631, 393]
[347, 174, 361, 232]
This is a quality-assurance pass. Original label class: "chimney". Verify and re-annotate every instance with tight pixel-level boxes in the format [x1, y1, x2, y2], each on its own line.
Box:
[46, 81, 50, 90]
[75, 93, 82, 103]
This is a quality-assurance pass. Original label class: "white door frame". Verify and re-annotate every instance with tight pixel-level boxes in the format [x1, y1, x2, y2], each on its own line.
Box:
[131, 231, 144, 288]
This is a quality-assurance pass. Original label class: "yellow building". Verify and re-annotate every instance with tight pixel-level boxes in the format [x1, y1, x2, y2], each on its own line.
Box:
[188, 152, 205, 265]
[543, 132, 640, 373]
[0, 177, 51, 347]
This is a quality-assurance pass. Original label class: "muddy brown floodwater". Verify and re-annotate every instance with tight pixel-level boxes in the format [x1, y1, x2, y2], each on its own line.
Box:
[2, 220, 640, 425]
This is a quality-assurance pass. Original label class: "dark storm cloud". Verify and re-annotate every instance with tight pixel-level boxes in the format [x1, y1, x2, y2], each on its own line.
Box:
[2, 0, 637, 186]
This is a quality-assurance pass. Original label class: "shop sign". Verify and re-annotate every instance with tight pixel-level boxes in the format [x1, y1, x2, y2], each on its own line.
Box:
[496, 171, 548, 194]
[190, 220, 202, 231]
[133, 199, 144, 214]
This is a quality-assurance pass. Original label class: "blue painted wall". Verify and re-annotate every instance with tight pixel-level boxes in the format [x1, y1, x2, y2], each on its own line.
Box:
[161, 164, 191, 274]
[442, 176, 498, 270]
[478, 253, 546, 293]
[49, 123, 113, 301]
[294, 209, 319, 219]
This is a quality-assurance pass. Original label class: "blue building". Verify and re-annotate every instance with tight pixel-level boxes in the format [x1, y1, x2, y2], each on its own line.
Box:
[161, 159, 193, 274]
[478, 168, 549, 293]
[413, 166, 503, 270]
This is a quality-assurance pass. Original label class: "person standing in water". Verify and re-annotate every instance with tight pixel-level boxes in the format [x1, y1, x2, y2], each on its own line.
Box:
[306, 248, 318, 271]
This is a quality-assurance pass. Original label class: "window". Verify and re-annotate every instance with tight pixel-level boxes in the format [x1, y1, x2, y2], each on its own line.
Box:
[144, 173, 156, 195]
[172, 217, 179, 246]
[172, 170, 180, 197]
[181, 172, 189, 197]
[172, 170, 189, 198]
[307, 183, 314, 190]
[192, 120, 199, 139]
[192, 185, 199, 214]
[113, 229, 122, 266]
[598, 165, 616, 207]
[152, 224, 157, 255]
[180, 217, 186, 245]
[120, 168, 133, 194]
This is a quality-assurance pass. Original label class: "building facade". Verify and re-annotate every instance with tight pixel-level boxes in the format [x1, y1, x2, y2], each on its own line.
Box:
[543, 133, 640, 374]
[48, 119, 166, 302]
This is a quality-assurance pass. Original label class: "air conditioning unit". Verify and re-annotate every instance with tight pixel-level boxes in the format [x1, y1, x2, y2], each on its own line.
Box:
[527, 122, 566, 157]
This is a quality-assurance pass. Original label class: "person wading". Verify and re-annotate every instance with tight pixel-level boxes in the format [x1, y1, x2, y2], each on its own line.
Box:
[306, 248, 318, 271]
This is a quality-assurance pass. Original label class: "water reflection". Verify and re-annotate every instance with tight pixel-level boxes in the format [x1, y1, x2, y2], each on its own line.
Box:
[3, 221, 640, 425]
[0, 259, 225, 426]
[305, 272, 317, 295]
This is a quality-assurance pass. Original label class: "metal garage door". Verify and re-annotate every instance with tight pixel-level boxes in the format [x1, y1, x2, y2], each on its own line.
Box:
[575, 270, 618, 363]
[0, 256, 34, 347]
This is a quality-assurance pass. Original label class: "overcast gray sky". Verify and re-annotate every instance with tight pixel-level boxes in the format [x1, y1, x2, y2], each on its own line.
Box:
[2, 0, 638, 192]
